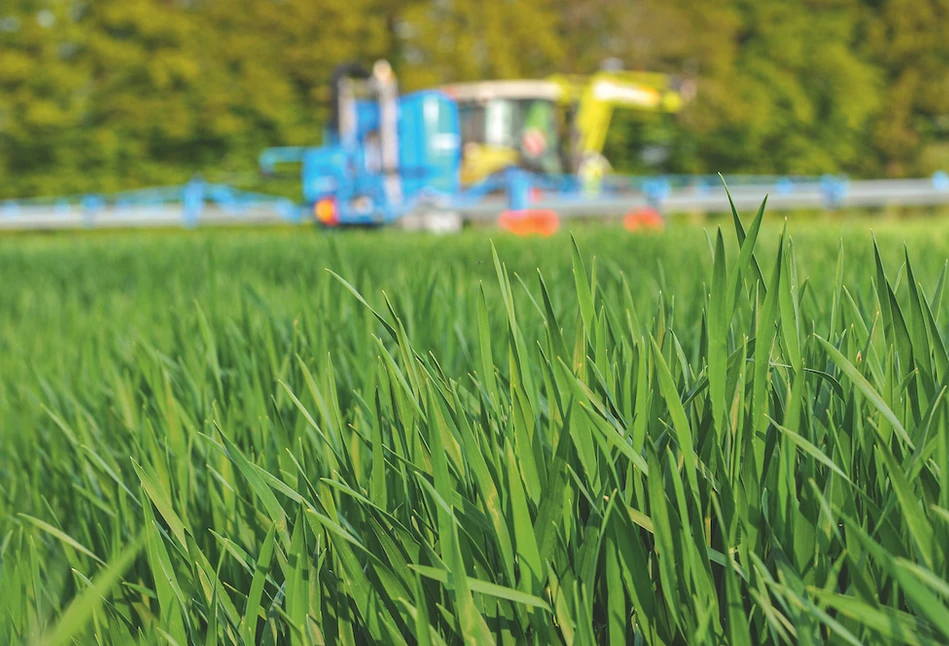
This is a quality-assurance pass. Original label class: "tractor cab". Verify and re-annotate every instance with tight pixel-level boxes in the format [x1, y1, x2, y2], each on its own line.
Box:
[439, 80, 570, 185]
[439, 68, 695, 188]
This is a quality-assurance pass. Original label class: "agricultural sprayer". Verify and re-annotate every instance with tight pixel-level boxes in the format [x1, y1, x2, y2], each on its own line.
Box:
[257, 58, 698, 230]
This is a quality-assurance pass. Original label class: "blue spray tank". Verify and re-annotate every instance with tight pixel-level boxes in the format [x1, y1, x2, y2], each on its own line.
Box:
[261, 60, 464, 225]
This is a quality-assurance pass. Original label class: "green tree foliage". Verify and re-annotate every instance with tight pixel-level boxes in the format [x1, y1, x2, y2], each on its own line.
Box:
[862, 0, 949, 174]
[692, 0, 882, 175]
[396, 0, 564, 88]
[0, 0, 947, 199]
[0, 0, 389, 198]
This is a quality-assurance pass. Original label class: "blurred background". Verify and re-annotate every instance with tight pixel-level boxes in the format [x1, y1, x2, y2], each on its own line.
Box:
[1, 0, 948, 201]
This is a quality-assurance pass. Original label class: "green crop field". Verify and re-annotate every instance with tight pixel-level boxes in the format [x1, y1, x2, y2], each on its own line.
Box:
[3, 201, 949, 645]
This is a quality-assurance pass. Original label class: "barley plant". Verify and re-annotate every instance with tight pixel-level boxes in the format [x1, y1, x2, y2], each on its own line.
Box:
[2, 193, 949, 645]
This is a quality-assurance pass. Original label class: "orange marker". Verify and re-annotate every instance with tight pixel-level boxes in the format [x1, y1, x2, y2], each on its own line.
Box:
[498, 209, 560, 237]
[624, 207, 664, 232]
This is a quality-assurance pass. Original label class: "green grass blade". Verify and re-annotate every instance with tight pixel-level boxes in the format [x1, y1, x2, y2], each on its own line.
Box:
[34, 534, 143, 646]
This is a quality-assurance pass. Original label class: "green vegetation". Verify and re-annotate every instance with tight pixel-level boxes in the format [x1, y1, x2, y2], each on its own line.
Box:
[3, 200, 949, 644]
[2, 0, 949, 199]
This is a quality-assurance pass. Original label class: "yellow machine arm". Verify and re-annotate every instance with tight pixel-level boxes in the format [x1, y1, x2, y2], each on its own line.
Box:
[551, 70, 695, 167]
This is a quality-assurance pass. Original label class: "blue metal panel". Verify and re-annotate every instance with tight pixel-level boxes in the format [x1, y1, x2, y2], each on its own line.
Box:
[398, 93, 422, 199]
[423, 92, 461, 195]
[398, 91, 461, 200]
[354, 100, 380, 141]
[302, 146, 348, 206]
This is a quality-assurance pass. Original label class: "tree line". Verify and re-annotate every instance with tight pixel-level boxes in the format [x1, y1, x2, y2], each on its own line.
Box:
[1, 0, 948, 199]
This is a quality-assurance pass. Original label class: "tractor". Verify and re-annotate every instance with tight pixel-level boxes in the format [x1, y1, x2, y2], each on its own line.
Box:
[259, 59, 695, 226]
